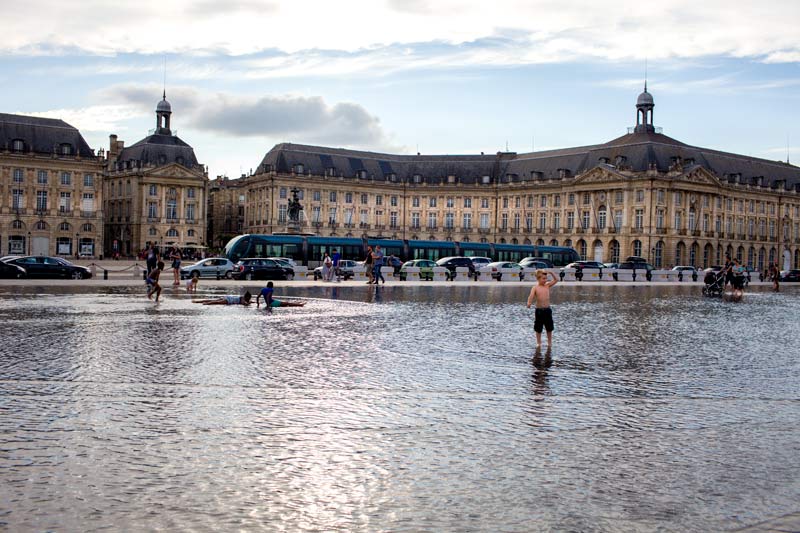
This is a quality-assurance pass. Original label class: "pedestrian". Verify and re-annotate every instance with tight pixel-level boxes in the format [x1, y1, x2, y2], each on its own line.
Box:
[526, 269, 559, 349]
[145, 243, 159, 277]
[146, 261, 165, 302]
[731, 258, 746, 300]
[723, 254, 733, 291]
[364, 246, 375, 284]
[372, 244, 385, 284]
[389, 254, 403, 275]
[769, 261, 780, 292]
[170, 246, 182, 286]
[330, 248, 341, 281]
[322, 252, 332, 282]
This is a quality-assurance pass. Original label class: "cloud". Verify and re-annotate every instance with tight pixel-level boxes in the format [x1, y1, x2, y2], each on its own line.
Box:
[95, 84, 402, 151]
[24, 104, 145, 132]
[1, 0, 798, 68]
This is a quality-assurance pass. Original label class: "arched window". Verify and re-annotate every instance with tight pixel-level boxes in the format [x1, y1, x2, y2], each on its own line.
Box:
[675, 242, 684, 265]
[795, 249, 800, 269]
[610, 240, 620, 263]
[480, 237, 488, 243]
[149, 228, 157, 236]
[82, 223, 93, 232]
[536, 239, 545, 246]
[187, 229, 195, 237]
[737, 246, 744, 263]
[748, 247, 755, 267]
[550, 239, 558, 246]
[166, 229, 179, 237]
[59, 222, 70, 232]
[564, 239, 572, 248]
[578, 239, 587, 260]
[35, 221, 47, 231]
[632, 239, 642, 257]
[12, 220, 24, 230]
[511, 238, 518, 245]
[523, 238, 531, 245]
[758, 248, 765, 271]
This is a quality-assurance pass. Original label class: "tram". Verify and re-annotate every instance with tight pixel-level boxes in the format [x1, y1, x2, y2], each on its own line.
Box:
[224, 234, 580, 268]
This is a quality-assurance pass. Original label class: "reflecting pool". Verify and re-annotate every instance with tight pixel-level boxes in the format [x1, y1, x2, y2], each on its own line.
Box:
[1, 284, 798, 531]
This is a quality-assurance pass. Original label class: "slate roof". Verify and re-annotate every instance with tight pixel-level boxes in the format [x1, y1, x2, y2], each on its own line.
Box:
[0, 113, 94, 157]
[117, 133, 200, 170]
[258, 131, 800, 190]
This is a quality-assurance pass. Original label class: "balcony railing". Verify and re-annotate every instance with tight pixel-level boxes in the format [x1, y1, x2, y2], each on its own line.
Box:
[691, 230, 701, 236]
[478, 228, 490, 234]
[82, 210, 96, 218]
[678, 229, 687, 235]
[656, 228, 667, 234]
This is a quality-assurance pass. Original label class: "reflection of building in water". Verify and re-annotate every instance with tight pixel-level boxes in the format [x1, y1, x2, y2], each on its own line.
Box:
[213, 87, 800, 270]
[0, 113, 104, 257]
[103, 93, 208, 257]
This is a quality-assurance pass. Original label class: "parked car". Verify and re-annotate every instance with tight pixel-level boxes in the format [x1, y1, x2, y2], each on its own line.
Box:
[0, 255, 22, 263]
[781, 269, 800, 282]
[603, 262, 620, 269]
[0, 260, 27, 279]
[436, 256, 475, 280]
[5, 256, 91, 279]
[564, 260, 605, 270]
[671, 265, 697, 274]
[267, 257, 298, 267]
[313, 259, 359, 280]
[617, 261, 655, 272]
[519, 257, 552, 270]
[232, 258, 294, 281]
[180, 257, 235, 279]
[398, 259, 436, 281]
[469, 257, 492, 270]
[485, 261, 524, 281]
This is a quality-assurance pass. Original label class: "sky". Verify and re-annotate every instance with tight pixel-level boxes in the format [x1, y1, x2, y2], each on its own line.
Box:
[1, 0, 799, 179]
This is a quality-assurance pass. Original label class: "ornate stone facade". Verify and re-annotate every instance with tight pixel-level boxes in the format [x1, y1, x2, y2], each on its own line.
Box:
[103, 94, 208, 256]
[221, 87, 800, 271]
[0, 114, 104, 257]
[207, 175, 245, 249]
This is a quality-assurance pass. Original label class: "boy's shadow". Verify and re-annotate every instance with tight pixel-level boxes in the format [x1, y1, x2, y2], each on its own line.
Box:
[531, 346, 552, 397]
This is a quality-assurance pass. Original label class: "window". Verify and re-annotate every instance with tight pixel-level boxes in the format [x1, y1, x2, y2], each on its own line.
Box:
[82, 193, 94, 214]
[313, 190, 321, 202]
[568, 193, 575, 206]
[149, 185, 157, 196]
[12, 220, 23, 230]
[149, 228, 157, 236]
[13, 169, 24, 183]
[615, 190, 624, 204]
[328, 207, 337, 224]
[361, 193, 368, 204]
[345, 192, 353, 203]
[278, 205, 287, 223]
[166, 229, 178, 238]
[502, 197, 509, 209]
[389, 196, 397, 207]
[539, 212, 546, 231]
[59, 222, 70, 231]
[429, 197, 437, 208]
[84, 174, 94, 187]
[38, 170, 48, 185]
[582, 211, 590, 229]
[279, 187, 287, 199]
[656, 209, 664, 229]
[635, 190, 644, 202]
[82, 223, 93, 232]
[481, 198, 489, 209]
[376, 195, 383, 206]
[186, 204, 195, 221]
[462, 213, 472, 229]
[527, 196, 534, 208]
[390, 212, 398, 228]
[674, 192, 682, 206]
[311, 206, 321, 223]
[446, 197, 454, 208]
[187, 187, 195, 198]
[514, 213, 520, 229]
[554, 195, 561, 207]
[583, 193, 590, 205]
[657, 189, 665, 204]
[329, 191, 337, 202]
[515, 197, 521, 209]
[36, 191, 48, 211]
[552, 212, 560, 230]
[12, 139, 24, 151]
[540, 196, 547, 208]
[148, 202, 158, 219]
[35, 220, 47, 230]
[598, 207, 607, 229]
[411, 213, 420, 228]
[688, 208, 696, 230]
[60, 144, 72, 155]
[59, 192, 71, 213]
[166, 199, 177, 220]
[480, 213, 489, 229]
[445, 212, 454, 229]
[634, 209, 644, 229]
[702, 214, 709, 232]
[675, 211, 682, 230]
[566, 212, 575, 229]
[61, 172, 71, 186]
[501, 213, 508, 229]
[188, 229, 195, 237]
[614, 210, 622, 229]
[427, 212, 437, 229]
[632, 240, 642, 257]
[412, 197, 420, 208]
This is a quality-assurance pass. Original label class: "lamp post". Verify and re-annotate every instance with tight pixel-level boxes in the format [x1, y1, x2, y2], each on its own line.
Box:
[27, 231, 31, 255]
[76, 233, 79, 259]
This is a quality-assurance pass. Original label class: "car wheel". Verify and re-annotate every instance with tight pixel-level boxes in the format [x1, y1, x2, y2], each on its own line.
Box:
[72, 271, 84, 280]
[191, 270, 201, 279]
[245, 272, 253, 281]
[285, 273, 294, 281]
[225, 271, 232, 279]
[314, 273, 320, 280]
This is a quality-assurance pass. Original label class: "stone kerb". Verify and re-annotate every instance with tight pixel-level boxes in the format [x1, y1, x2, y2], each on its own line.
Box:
[478, 266, 494, 282]
[293, 266, 309, 280]
[453, 266, 471, 281]
[522, 267, 537, 280]
[500, 267, 521, 282]
[615, 269, 635, 281]
[604, 268, 618, 281]
[650, 269, 674, 282]
[580, 268, 601, 281]
[380, 266, 394, 279]
[432, 267, 448, 281]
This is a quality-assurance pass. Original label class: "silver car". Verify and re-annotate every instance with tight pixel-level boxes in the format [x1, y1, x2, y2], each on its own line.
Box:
[180, 257, 235, 279]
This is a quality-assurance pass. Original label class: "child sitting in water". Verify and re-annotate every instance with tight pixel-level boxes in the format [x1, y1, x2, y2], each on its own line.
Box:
[526, 269, 558, 349]
[146, 261, 165, 301]
[193, 291, 252, 306]
[186, 273, 199, 293]
[256, 281, 306, 309]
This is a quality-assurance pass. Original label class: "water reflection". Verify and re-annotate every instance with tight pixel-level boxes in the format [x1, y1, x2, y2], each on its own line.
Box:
[0, 284, 798, 531]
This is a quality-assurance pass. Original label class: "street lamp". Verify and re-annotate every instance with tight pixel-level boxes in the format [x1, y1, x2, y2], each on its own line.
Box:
[27, 231, 31, 255]
[76, 233, 79, 258]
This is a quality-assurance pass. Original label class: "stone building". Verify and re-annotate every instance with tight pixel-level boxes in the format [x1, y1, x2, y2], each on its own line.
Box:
[0, 113, 104, 257]
[103, 93, 208, 257]
[231, 87, 800, 271]
[207, 175, 246, 250]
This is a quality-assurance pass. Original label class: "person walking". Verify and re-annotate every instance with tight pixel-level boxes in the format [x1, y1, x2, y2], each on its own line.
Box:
[330, 248, 341, 282]
[364, 246, 375, 284]
[769, 260, 780, 292]
[372, 245, 385, 284]
[145, 243, 159, 277]
[321, 252, 332, 282]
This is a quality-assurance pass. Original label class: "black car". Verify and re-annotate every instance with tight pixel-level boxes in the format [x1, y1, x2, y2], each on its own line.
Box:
[0, 260, 27, 279]
[232, 258, 294, 281]
[6, 256, 91, 279]
[617, 261, 655, 272]
[781, 269, 800, 282]
[435, 256, 475, 280]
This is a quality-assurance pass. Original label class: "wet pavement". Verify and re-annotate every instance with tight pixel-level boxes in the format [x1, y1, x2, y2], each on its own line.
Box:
[0, 283, 798, 531]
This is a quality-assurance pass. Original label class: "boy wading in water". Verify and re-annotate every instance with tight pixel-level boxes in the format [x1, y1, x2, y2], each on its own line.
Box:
[527, 269, 558, 349]
[146, 261, 165, 301]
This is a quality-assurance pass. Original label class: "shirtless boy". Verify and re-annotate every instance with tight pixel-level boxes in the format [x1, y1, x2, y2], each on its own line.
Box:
[526, 269, 558, 348]
[146, 261, 165, 301]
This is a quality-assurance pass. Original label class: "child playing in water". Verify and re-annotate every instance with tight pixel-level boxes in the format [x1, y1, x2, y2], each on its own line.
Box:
[146, 261, 165, 301]
[526, 269, 558, 349]
[185, 273, 199, 293]
[256, 281, 306, 309]
[193, 291, 252, 305]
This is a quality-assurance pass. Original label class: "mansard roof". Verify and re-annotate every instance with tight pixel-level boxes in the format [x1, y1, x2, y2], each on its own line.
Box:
[258, 131, 800, 190]
[0, 112, 95, 157]
[117, 133, 200, 170]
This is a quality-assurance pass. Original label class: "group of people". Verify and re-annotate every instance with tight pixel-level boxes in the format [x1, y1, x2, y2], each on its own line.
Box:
[320, 248, 341, 282]
[193, 282, 305, 309]
[319, 245, 401, 284]
[143, 244, 189, 301]
[720, 255, 748, 299]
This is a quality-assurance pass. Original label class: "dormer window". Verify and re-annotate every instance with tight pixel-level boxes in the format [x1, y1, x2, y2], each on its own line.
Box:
[387, 173, 397, 182]
[158, 154, 167, 165]
[295, 164, 304, 174]
[599, 157, 610, 164]
[481, 175, 491, 184]
[614, 155, 627, 166]
[12, 139, 24, 152]
[413, 174, 422, 184]
[357, 170, 368, 179]
[60, 143, 72, 155]
[326, 167, 336, 177]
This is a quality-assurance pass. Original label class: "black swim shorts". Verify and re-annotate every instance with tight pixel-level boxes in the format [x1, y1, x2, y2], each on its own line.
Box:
[534, 307, 554, 333]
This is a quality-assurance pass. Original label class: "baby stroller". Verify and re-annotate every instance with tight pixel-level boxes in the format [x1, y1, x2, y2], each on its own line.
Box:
[702, 270, 726, 296]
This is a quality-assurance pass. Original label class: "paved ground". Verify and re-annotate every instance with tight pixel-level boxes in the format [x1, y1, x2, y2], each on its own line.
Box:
[732, 511, 800, 532]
